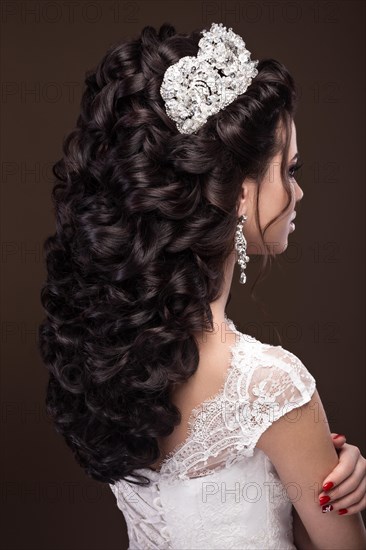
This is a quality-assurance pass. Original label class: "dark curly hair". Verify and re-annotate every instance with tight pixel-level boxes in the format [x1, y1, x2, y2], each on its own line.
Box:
[38, 22, 298, 487]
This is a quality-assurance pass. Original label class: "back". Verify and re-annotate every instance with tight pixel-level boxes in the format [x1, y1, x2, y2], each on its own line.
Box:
[109, 316, 335, 549]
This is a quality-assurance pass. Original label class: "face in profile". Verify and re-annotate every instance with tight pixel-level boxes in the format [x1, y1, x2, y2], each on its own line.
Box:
[239, 119, 304, 255]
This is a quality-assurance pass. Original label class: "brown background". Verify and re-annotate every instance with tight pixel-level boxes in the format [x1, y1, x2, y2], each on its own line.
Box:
[1, 1, 365, 549]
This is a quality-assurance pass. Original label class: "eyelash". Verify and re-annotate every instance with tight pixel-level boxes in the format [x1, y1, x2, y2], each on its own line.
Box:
[289, 161, 304, 180]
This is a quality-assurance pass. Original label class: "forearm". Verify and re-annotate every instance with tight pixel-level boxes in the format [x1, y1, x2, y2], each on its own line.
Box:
[292, 505, 366, 549]
[292, 506, 316, 550]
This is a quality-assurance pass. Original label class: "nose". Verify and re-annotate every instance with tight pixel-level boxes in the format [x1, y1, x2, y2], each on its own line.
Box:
[295, 180, 304, 202]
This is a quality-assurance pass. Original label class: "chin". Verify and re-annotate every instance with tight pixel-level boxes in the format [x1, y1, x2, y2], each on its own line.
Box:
[261, 226, 290, 255]
[274, 239, 288, 255]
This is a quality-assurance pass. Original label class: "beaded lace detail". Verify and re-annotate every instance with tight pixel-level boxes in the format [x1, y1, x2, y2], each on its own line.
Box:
[153, 316, 259, 479]
[153, 316, 316, 485]
[109, 316, 317, 549]
[149, 314, 254, 474]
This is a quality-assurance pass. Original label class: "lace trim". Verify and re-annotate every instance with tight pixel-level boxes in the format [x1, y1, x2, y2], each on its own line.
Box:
[148, 315, 259, 475]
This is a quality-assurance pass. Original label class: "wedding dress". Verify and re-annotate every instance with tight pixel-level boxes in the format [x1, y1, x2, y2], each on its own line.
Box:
[109, 317, 317, 549]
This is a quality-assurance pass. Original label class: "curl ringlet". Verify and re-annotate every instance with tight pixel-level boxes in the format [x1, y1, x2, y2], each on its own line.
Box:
[38, 22, 298, 487]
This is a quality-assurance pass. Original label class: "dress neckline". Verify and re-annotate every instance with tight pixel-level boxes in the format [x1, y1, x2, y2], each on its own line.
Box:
[147, 315, 245, 475]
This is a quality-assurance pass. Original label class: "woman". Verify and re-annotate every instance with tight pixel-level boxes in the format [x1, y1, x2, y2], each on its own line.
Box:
[38, 21, 366, 549]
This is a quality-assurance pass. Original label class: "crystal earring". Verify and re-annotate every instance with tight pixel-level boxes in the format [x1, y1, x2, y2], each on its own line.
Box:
[234, 215, 250, 284]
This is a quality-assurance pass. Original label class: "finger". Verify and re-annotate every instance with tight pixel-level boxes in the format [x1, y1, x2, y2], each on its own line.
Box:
[331, 433, 347, 449]
[336, 494, 366, 516]
[325, 457, 366, 502]
[321, 484, 366, 515]
[319, 451, 365, 509]
[321, 444, 360, 493]
[325, 466, 365, 505]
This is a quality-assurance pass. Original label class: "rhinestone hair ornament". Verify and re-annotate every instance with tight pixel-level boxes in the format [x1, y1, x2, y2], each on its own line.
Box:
[160, 22, 259, 135]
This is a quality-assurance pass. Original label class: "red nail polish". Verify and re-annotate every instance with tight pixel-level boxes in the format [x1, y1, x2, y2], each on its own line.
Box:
[319, 495, 331, 505]
[338, 508, 348, 515]
[322, 504, 333, 513]
[323, 481, 334, 491]
[332, 434, 345, 439]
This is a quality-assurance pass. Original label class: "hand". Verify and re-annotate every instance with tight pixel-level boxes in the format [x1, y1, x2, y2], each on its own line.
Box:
[318, 433, 366, 515]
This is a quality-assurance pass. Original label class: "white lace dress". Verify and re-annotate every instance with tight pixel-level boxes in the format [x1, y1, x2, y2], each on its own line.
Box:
[109, 317, 317, 549]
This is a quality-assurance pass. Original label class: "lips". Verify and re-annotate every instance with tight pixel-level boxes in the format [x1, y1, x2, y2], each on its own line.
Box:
[291, 211, 296, 221]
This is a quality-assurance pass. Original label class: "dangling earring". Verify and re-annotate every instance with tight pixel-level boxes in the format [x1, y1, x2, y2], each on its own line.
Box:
[234, 214, 250, 284]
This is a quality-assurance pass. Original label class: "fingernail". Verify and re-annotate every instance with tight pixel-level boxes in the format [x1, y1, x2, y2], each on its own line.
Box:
[323, 481, 334, 491]
[322, 504, 333, 513]
[338, 508, 348, 515]
[332, 434, 345, 439]
[319, 495, 331, 505]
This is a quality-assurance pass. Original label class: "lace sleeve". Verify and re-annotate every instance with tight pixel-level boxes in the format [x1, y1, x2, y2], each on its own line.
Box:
[230, 345, 317, 457]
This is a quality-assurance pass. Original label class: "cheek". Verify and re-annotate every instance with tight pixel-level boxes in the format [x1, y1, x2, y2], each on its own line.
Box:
[260, 183, 288, 225]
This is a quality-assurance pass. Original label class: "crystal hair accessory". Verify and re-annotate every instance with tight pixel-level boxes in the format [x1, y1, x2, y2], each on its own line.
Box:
[159, 22, 259, 135]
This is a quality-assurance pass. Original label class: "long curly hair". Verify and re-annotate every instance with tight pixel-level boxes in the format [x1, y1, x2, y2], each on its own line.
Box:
[38, 22, 298, 487]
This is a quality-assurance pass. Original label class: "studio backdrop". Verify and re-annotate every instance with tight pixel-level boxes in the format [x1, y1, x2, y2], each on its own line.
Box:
[1, 1, 365, 549]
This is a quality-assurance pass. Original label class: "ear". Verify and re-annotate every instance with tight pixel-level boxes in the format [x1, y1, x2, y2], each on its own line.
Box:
[237, 178, 253, 218]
